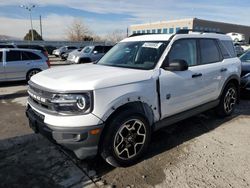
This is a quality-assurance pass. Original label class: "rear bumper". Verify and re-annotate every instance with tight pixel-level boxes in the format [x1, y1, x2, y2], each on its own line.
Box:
[26, 106, 104, 159]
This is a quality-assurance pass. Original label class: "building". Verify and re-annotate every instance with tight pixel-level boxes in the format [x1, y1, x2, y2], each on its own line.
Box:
[130, 18, 250, 43]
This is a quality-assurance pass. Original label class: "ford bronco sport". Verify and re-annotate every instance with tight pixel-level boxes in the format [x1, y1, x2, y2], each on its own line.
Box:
[26, 30, 241, 167]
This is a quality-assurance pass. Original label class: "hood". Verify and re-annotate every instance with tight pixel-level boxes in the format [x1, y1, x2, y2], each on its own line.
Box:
[69, 49, 81, 56]
[31, 64, 154, 91]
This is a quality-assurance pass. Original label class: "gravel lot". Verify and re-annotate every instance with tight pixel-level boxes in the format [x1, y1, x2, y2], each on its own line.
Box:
[0, 59, 250, 188]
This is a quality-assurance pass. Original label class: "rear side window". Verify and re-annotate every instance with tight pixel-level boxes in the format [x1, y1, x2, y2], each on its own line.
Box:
[68, 46, 77, 49]
[169, 39, 197, 66]
[0, 52, 2, 62]
[104, 46, 112, 53]
[200, 39, 221, 64]
[0, 45, 14, 48]
[22, 51, 41, 60]
[93, 46, 104, 53]
[6, 51, 21, 61]
[218, 41, 231, 59]
[221, 40, 236, 58]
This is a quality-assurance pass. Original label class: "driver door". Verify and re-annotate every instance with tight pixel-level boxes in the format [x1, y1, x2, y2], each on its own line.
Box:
[159, 39, 205, 118]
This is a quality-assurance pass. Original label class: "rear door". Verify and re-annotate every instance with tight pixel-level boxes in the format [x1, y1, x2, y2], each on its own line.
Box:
[0, 51, 5, 81]
[195, 38, 225, 102]
[5, 50, 26, 80]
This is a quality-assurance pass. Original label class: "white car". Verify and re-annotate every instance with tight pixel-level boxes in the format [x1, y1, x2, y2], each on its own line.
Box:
[52, 46, 77, 57]
[226, 32, 245, 42]
[26, 30, 241, 167]
[67, 45, 113, 64]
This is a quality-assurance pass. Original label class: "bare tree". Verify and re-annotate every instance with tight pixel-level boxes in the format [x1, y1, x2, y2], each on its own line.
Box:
[66, 19, 93, 41]
[104, 29, 127, 43]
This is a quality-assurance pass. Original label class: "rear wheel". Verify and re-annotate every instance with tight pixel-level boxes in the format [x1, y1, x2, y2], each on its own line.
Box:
[100, 111, 150, 167]
[26, 69, 41, 81]
[216, 83, 238, 117]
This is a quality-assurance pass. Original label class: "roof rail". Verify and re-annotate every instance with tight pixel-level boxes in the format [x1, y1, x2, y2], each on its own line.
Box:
[129, 33, 164, 37]
[176, 29, 224, 35]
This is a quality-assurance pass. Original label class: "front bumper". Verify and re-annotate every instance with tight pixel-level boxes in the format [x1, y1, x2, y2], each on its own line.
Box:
[26, 105, 104, 159]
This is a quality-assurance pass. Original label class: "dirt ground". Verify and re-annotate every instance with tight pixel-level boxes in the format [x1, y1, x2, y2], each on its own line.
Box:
[1, 79, 250, 188]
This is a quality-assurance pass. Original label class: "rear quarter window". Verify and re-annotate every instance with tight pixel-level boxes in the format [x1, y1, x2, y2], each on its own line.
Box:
[221, 40, 236, 58]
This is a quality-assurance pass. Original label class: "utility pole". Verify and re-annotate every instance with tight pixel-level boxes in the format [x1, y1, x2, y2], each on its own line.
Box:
[40, 15, 43, 39]
[20, 4, 36, 41]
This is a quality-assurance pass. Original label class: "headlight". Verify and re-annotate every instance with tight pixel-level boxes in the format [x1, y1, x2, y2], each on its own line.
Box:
[75, 56, 79, 63]
[50, 93, 92, 115]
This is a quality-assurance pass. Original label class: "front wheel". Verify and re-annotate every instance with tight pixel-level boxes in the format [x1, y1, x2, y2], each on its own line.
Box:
[100, 111, 150, 167]
[216, 83, 238, 117]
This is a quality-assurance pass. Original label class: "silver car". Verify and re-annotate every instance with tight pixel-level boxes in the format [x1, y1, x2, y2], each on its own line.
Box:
[67, 45, 112, 64]
[0, 48, 49, 82]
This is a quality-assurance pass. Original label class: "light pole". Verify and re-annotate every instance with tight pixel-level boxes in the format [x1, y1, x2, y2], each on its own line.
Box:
[20, 4, 36, 41]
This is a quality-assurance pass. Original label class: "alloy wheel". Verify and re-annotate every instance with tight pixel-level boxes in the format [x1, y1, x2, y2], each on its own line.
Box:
[224, 87, 236, 114]
[114, 119, 146, 160]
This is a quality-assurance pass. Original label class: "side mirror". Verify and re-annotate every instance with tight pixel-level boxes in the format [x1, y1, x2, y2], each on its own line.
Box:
[164, 59, 188, 71]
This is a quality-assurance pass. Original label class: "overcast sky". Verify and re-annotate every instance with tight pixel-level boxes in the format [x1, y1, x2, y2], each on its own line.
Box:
[0, 0, 249, 40]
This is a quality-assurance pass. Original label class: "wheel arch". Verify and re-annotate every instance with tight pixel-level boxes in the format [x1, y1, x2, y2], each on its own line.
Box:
[26, 68, 42, 81]
[220, 75, 240, 103]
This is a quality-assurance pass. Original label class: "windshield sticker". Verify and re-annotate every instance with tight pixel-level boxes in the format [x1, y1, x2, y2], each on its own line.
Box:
[142, 42, 163, 49]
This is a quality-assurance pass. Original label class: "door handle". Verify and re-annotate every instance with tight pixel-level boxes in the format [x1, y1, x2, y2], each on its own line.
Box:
[192, 73, 202, 78]
[220, 68, 227, 72]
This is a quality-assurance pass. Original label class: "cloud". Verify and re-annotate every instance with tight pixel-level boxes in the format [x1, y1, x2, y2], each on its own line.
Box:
[0, 0, 249, 40]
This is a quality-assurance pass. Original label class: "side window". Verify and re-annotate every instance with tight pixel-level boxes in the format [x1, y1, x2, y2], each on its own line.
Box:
[169, 39, 197, 66]
[240, 52, 250, 62]
[221, 40, 236, 58]
[218, 41, 231, 59]
[104, 46, 112, 53]
[6, 51, 21, 62]
[22, 51, 41, 60]
[0, 52, 2, 62]
[200, 39, 221, 64]
[93, 46, 104, 53]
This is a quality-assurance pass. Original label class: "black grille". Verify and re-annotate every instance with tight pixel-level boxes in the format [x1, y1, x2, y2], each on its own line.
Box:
[28, 82, 54, 111]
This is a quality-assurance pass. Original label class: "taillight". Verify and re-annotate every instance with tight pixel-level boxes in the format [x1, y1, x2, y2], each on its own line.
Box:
[46, 59, 51, 68]
[44, 51, 49, 57]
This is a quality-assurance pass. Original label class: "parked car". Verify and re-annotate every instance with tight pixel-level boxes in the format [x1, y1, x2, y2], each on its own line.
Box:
[227, 32, 245, 42]
[61, 47, 84, 61]
[234, 43, 244, 56]
[52, 46, 77, 57]
[17, 44, 49, 58]
[26, 30, 241, 167]
[240, 50, 250, 91]
[0, 43, 17, 48]
[44, 45, 57, 55]
[67, 45, 113, 64]
[0, 48, 49, 82]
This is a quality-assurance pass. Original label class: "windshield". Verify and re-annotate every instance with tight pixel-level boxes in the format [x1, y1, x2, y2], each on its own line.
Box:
[240, 51, 250, 62]
[81, 46, 94, 53]
[97, 41, 169, 70]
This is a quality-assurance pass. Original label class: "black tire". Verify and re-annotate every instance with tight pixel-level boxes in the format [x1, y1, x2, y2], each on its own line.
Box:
[216, 83, 238, 117]
[100, 110, 151, 167]
[26, 69, 41, 81]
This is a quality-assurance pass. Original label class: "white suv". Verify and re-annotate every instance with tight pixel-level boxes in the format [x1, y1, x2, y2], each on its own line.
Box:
[26, 30, 241, 167]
